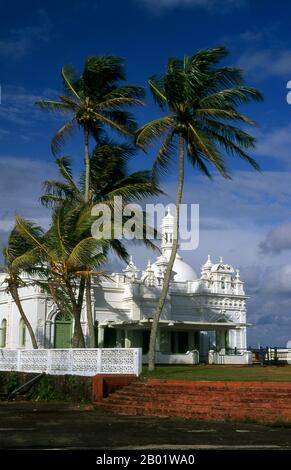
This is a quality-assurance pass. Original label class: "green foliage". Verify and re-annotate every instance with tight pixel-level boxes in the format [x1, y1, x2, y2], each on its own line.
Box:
[33, 378, 58, 401]
[36, 55, 144, 156]
[0, 372, 92, 402]
[136, 47, 263, 181]
[0, 371, 20, 394]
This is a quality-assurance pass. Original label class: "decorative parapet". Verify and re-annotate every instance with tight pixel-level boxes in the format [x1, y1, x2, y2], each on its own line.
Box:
[0, 348, 142, 376]
[208, 349, 252, 365]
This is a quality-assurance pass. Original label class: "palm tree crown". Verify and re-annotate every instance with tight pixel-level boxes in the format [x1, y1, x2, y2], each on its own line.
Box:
[36, 55, 144, 202]
[136, 47, 263, 180]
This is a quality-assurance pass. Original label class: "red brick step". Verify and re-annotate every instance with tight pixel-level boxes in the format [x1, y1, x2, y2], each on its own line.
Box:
[95, 379, 291, 424]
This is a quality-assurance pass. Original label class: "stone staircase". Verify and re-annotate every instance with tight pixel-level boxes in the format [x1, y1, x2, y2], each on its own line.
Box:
[97, 379, 291, 423]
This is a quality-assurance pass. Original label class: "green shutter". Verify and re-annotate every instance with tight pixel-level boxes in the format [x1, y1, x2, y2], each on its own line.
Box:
[54, 312, 73, 348]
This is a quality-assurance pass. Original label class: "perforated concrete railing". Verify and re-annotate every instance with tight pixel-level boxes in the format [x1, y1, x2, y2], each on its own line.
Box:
[0, 348, 142, 376]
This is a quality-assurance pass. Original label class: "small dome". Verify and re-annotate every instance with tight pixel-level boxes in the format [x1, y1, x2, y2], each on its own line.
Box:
[172, 254, 197, 282]
[152, 252, 197, 282]
[211, 257, 234, 274]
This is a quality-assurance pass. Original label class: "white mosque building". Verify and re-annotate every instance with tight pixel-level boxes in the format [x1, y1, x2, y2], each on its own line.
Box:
[0, 210, 251, 364]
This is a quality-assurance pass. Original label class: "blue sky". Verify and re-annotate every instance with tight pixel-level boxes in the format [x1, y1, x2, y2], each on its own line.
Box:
[1, 0, 291, 346]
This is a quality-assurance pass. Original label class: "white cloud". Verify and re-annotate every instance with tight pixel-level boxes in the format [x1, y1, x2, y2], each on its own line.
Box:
[254, 123, 291, 167]
[260, 223, 291, 254]
[263, 264, 291, 294]
[0, 85, 61, 127]
[0, 156, 56, 232]
[0, 9, 52, 59]
[237, 48, 291, 78]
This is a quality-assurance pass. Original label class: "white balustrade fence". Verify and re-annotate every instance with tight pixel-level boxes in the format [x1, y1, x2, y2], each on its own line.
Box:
[0, 348, 142, 376]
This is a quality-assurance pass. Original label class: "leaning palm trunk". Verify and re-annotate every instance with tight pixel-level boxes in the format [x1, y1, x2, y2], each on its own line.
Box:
[86, 277, 96, 347]
[77, 276, 86, 315]
[84, 126, 95, 348]
[148, 135, 185, 371]
[10, 284, 38, 349]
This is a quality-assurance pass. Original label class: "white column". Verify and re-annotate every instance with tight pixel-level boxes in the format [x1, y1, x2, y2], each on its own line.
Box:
[124, 329, 131, 348]
[97, 326, 104, 347]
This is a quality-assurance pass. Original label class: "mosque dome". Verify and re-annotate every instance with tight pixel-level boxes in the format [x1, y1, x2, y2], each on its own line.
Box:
[172, 254, 197, 282]
[152, 252, 197, 282]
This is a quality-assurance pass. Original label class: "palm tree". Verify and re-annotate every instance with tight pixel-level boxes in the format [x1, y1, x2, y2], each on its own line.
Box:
[40, 140, 161, 208]
[15, 205, 107, 348]
[36, 55, 144, 203]
[2, 225, 43, 349]
[40, 142, 162, 346]
[136, 47, 263, 371]
[36, 56, 144, 344]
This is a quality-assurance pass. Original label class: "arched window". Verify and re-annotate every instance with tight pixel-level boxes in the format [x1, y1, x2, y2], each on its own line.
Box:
[19, 318, 26, 348]
[0, 319, 7, 348]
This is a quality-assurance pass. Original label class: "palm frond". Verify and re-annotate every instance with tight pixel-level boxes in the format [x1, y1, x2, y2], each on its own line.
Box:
[67, 237, 105, 269]
[196, 108, 258, 126]
[51, 119, 76, 155]
[35, 100, 71, 113]
[148, 77, 167, 109]
[188, 123, 230, 178]
[151, 130, 177, 180]
[135, 116, 175, 149]
[62, 65, 80, 99]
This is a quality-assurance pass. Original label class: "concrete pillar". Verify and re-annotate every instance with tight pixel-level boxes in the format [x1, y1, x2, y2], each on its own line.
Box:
[124, 329, 131, 348]
[188, 332, 195, 350]
[218, 330, 226, 354]
[97, 326, 104, 348]
[44, 321, 52, 349]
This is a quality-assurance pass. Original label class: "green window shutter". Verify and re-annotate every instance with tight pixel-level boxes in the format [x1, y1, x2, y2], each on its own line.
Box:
[54, 312, 73, 348]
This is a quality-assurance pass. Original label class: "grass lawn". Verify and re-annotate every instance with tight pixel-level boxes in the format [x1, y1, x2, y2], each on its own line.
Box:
[141, 364, 291, 382]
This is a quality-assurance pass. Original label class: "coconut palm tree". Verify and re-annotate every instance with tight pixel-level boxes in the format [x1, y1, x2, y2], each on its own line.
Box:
[36, 56, 144, 342]
[40, 140, 161, 207]
[136, 47, 263, 371]
[36, 55, 144, 203]
[40, 143, 162, 346]
[15, 204, 107, 348]
[2, 225, 44, 349]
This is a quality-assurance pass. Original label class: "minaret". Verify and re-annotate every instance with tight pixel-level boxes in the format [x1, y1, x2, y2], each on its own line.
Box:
[123, 255, 139, 280]
[201, 254, 213, 279]
[161, 206, 178, 260]
[234, 269, 244, 295]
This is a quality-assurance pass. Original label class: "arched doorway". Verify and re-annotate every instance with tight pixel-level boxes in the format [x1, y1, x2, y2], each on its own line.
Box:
[54, 312, 73, 348]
